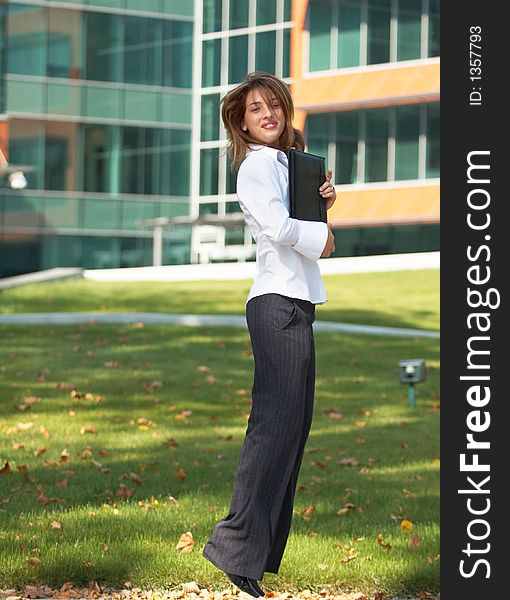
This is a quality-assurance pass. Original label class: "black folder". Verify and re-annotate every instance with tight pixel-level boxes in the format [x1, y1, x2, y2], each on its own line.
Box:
[288, 148, 327, 223]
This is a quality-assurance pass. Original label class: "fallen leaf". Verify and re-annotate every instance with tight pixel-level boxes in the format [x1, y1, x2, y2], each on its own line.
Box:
[37, 494, 64, 505]
[340, 553, 358, 563]
[400, 519, 414, 531]
[34, 447, 46, 457]
[410, 533, 423, 548]
[17, 422, 34, 430]
[376, 533, 392, 550]
[175, 531, 194, 552]
[116, 484, 135, 499]
[175, 410, 192, 420]
[338, 458, 359, 467]
[27, 557, 42, 566]
[129, 472, 142, 484]
[323, 408, 343, 419]
[24, 396, 41, 405]
[164, 438, 179, 448]
[312, 460, 327, 470]
[300, 505, 315, 517]
[175, 469, 186, 481]
[182, 581, 200, 594]
[80, 425, 97, 434]
[0, 461, 12, 475]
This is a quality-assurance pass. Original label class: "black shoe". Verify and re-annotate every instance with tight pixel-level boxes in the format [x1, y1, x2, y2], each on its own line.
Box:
[247, 578, 264, 596]
[225, 572, 262, 597]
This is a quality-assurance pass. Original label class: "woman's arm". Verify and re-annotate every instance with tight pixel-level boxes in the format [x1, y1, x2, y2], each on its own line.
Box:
[237, 154, 329, 262]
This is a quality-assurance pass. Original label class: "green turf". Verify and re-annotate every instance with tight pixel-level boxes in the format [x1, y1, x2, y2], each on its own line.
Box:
[0, 317, 439, 594]
[0, 269, 439, 331]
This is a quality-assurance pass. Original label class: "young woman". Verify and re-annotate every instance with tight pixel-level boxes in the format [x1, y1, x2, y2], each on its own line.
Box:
[202, 72, 336, 598]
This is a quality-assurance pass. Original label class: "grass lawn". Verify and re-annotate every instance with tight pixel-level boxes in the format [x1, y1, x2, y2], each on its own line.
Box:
[0, 272, 439, 596]
[0, 269, 439, 332]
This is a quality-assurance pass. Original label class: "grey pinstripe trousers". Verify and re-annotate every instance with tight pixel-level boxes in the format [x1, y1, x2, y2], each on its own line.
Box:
[202, 293, 316, 580]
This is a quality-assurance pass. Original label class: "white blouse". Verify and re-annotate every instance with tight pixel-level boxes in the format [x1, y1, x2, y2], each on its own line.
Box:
[236, 144, 329, 306]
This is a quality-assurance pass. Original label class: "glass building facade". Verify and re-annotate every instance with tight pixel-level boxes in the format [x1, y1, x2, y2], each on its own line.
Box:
[0, 0, 439, 277]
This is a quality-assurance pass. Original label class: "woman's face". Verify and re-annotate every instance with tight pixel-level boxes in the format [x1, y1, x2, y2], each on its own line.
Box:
[241, 87, 285, 146]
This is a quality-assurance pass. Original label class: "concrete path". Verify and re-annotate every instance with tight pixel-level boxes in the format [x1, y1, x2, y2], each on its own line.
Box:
[0, 312, 439, 339]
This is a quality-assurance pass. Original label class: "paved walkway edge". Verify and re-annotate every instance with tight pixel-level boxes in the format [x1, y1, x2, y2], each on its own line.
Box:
[0, 312, 439, 339]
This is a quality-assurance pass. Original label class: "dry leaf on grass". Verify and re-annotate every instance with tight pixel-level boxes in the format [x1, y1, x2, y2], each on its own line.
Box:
[175, 531, 195, 552]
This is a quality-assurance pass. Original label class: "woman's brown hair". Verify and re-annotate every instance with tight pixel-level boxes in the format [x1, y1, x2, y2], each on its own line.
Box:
[221, 72, 305, 172]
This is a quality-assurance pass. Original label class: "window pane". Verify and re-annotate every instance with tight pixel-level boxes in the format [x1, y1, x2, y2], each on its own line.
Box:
[229, 36, 248, 84]
[48, 8, 83, 78]
[3, 195, 43, 228]
[338, 1, 361, 68]
[83, 199, 119, 230]
[306, 114, 330, 164]
[7, 4, 47, 76]
[336, 111, 359, 184]
[226, 162, 237, 194]
[230, 1, 249, 29]
[203, 0, 222, 33]
[282, 28, 291, 78]
[162, 0, 194, 17]
[428, 0, 440, 57]
[82, 236, 119, 269]
[426, 103, 440, 178]
[161, 93, 192, 124]
[45, 121, 79, 191]
[199, 202, 218, 216]
[201, 94, 220, 142]
[169, 130, 191, 197]
[84, 86, 122, 119]
[6, 80, 46, 114]
[284, 0, 292, 21]
[0, 7, 5, 113]
[159, 129, 191, 196]
[202, 39, 221, 87]
[121, 200, 156, 230]
[124, 17, 149, 85]
[162, 20, 193, 88]
[47, 82, 81, 117]
[9, 120, 45, 190]
[256, 31, 276, 74]
[85, 12, 123, 83]
[395, 105, 420, 180]
[256, 0, 277, 25]
[45, 197, 81, 229]
[365, 108, 388, 182]
[367, 0, 391, 65]
[143, 129, 159, 195]
[124, 89, 160, 122]
[120, 127, 145, 194]
[83, 124, 119, 193]
[309, 0, 331, 71]
[397, 0, 422, 61]
[200, 148, 219, 195]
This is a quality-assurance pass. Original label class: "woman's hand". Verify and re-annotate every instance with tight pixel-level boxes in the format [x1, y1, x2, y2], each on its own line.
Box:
[321, 223, 335, 258]
[319, 169, 337, 210]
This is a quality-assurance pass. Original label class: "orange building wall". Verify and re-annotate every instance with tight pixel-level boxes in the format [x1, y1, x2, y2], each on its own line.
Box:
[289, 0, 440, 228]
[0, 119, 8, 162]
